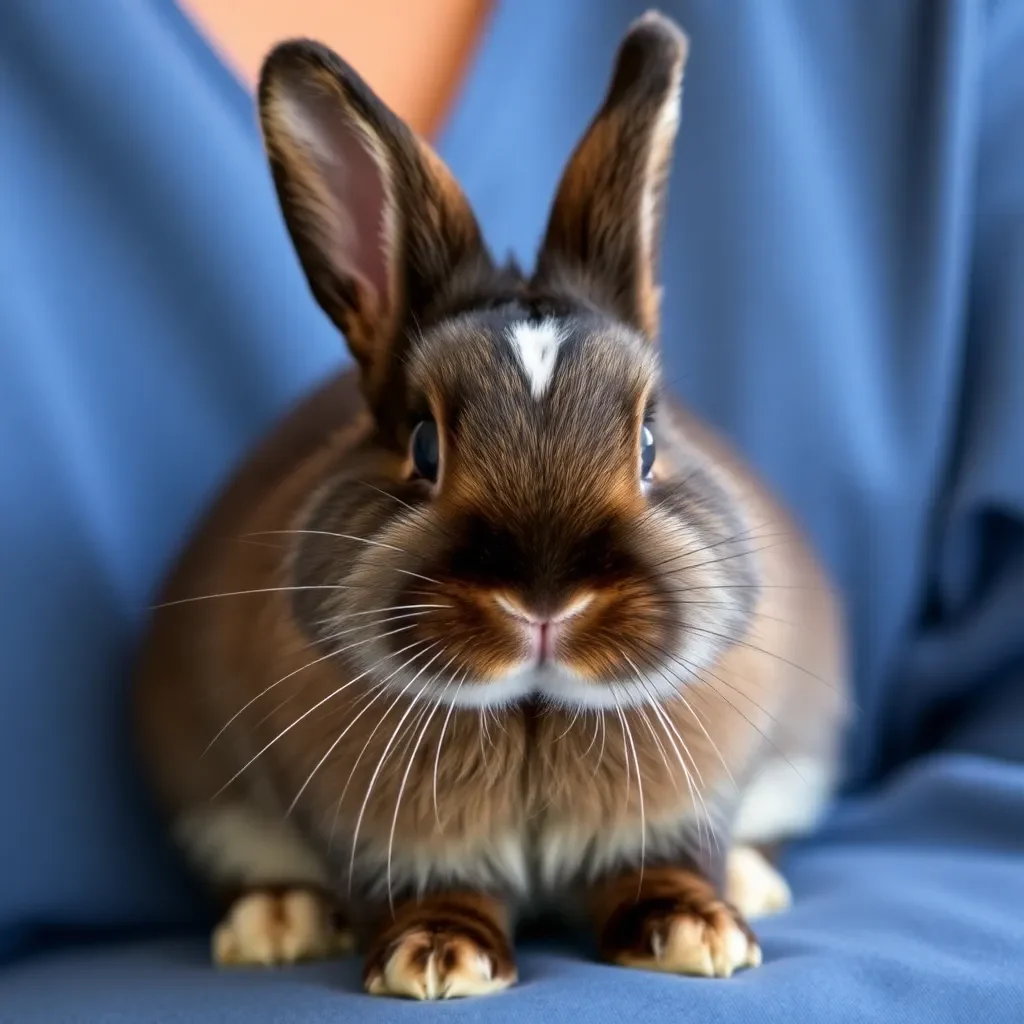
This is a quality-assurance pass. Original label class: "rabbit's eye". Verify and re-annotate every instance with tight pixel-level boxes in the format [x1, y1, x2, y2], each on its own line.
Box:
[640, 425, 656, 479]
[411, 420, 440, 482]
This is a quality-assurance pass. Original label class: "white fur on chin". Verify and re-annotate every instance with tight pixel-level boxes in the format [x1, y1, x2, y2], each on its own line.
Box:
[418, 661, 703, 711]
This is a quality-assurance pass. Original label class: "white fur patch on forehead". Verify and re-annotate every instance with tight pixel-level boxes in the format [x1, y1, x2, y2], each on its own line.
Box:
[507, 319, 565, 399]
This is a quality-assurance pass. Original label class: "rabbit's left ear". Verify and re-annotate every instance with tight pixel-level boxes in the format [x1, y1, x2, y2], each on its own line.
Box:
[533, 12, 688, 342]
[258, 41, 493, 420]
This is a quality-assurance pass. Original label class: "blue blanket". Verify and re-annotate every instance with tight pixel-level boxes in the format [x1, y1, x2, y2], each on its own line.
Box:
[1, 0, 1022, 1019]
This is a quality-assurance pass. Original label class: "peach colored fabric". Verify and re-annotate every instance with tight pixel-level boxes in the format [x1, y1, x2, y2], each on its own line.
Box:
[185, 0, 492, 138]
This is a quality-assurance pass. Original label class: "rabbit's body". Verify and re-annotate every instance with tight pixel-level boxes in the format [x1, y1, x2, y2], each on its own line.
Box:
[134, 13, 847, 999]
[139, 371, 842, 900]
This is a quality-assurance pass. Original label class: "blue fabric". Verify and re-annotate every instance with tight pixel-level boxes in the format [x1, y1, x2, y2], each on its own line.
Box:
[3, 758, 1023, 1022]
[0, 0, 343, 950]
[1, 0, 1023, 1019]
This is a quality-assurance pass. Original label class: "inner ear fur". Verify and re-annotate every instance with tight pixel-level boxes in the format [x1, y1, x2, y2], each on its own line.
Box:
[258, 40, 495, 428]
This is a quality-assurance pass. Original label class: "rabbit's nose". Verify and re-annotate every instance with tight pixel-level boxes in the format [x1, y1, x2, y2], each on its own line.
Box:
[492, 593, 594, 666]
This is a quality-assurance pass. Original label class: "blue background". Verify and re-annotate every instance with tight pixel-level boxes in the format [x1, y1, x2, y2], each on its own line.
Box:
[1, 0, 1022, 1019]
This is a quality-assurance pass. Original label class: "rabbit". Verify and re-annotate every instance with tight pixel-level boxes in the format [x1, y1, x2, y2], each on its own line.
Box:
[133, 10, 848, 1000]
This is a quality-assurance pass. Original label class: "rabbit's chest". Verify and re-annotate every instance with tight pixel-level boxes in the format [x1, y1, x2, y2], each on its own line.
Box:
[341, 710, 707, 901]
[368, 797, 702, 904]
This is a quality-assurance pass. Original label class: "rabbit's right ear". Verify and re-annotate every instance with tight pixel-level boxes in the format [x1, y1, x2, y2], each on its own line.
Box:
[533, 13, 688, 343]
[258, 42, 493, 420]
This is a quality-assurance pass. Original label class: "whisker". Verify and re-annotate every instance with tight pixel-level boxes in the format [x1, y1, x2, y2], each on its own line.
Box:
[284, 641, 439, 815]
[203, 619, 428, 757]
[209, 627, 431, 793]
[609, 693, 632, 808]
[666, 582, 827, 594]
[478, 707, 491, 757]
[683, 623, 838, 692]
[314, 608, 440, 643]
[322, 603, 450, 619]
[591, 709, 609, 778]
[657, 701, 717, 855]
[327, 643, 441, 834]
[489, 707, 508, 736]
[630, 688, 696, 839]
[248, 605, 446, 729]
[288, 678, 391, 806]
[653, 539, 786, 577]
[477, 700, 502, 751]
[645, 596, 797, 628]
[671, 652, 806, 782]
[620, 653, 713, 855]
[154, 584, 361, 610]
[634, 649, 735, 793]
[356, 481, 422, 517]
[247, 530, 441, 585]
[346, 648, 449, 894]
[632, 495, 672, 531]
[636, 466, 718, 525]
[581, 710, 601, 759]
[252, 632, 419, 733]
[555, 704, 583, 742]
[631, 697, 679, 794]
[612, 687, 645, 892]
[357, 481, 456, 544]
[386, 659, 458, 909]
[432, 669, 469, 830]
[644, 520, 785, 573]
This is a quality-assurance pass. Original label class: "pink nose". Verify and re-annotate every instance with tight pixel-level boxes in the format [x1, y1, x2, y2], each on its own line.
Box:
[531, 620, 553, 665]
[493, 594, 594, 666]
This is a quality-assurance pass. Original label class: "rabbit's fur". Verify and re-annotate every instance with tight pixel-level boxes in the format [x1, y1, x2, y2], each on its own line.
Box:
[134, 11, 847, 998]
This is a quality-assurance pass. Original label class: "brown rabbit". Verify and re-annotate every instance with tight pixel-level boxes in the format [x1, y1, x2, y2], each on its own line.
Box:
[133, 11, 847, 1000]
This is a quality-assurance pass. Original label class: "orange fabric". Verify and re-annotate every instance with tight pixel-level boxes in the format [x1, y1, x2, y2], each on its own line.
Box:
[185, 0, 492, 139]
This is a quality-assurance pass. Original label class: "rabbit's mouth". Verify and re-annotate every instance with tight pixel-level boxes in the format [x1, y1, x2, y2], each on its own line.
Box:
[410, 658, 711, 713]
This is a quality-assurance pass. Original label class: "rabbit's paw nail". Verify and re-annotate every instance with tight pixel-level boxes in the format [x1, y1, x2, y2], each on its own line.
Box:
[606, 895, 761, 978]
[364, 925, 516, 1000]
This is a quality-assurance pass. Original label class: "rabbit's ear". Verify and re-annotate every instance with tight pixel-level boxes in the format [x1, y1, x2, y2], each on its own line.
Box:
[533, 13, 688, 342]
[259, 41, 493, 414]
